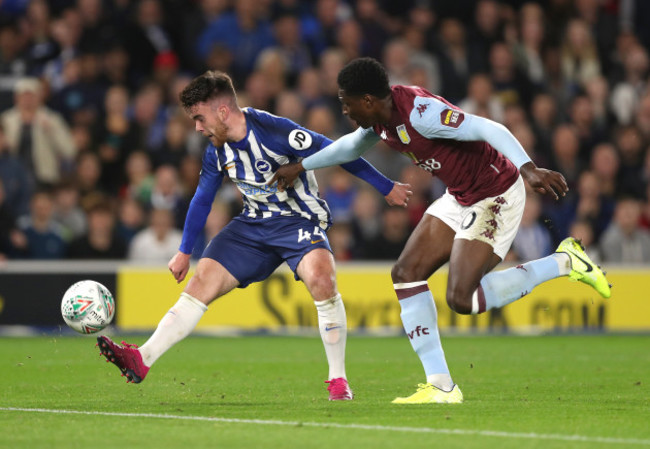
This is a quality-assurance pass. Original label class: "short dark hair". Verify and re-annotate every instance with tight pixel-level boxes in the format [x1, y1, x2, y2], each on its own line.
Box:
[337, 57, 391, 98]
[179, 70, 237, 109]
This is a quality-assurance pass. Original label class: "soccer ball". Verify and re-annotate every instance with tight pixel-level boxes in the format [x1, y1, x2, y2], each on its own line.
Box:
[61, 280, 115, 334]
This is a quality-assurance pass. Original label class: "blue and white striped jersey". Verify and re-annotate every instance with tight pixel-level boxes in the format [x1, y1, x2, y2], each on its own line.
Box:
[179, 108, 394, 254]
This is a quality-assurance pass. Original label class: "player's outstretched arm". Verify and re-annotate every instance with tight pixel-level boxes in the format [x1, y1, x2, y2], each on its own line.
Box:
[385, 182, 413, 207]
[168, 251, 192, 283]
[519, 161, 568, 200]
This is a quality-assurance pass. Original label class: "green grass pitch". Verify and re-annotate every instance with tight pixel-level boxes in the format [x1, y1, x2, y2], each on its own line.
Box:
[1, 334, 648, 449]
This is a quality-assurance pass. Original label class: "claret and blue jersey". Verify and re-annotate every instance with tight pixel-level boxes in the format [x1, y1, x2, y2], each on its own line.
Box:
[179, 108, 393, 256]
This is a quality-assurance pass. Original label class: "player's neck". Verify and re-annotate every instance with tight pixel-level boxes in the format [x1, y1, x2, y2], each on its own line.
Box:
[226, 109, 247, 142]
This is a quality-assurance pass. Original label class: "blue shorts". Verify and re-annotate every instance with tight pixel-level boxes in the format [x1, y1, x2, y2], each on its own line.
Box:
[202, 216, 332, 288]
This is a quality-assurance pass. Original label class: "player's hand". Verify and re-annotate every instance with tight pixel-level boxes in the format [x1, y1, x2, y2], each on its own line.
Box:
[168, 251, 191, 283]
[267, 162, 305, 192]
[385, 182, 413, 207]
[519, 162, 568, 200]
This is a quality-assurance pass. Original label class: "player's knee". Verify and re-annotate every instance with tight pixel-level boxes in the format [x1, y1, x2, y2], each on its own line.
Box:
[446, 288, 473, 315]
[307, 273, 337, 301]
[391, 262, 417, 284]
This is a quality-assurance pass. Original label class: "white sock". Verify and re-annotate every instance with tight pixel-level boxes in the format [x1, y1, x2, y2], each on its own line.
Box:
[139, 292, 208, 367]
[315, 293, 347, 380]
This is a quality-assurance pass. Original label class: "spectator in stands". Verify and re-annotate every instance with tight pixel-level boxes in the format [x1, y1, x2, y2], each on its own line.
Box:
[0, 77, 77, 186]
[149, 164, 187, 228]
[197, 0, 274, 80]
[43, 14, 82, 93]
[547, 170, 615, 245]
[15, 189, 67, 259]
[458, 73, 505, 123]
[583, 75, 611, 130]
[254, 48, 289, 100]
[275, 90, 306, 125]
[95, 85, 138, 192]
[434, 18, 473, 103]
[349, 187, 382, 257]
[361, 207, 411, 260]
[154, 114, 190, 168]
[0, 123, 32, 217]
[615, 125, 646, 199]
[67, 200, 127, 259]
[549, 124, 585, 192]
[567, 94, 608, 163]
[74, 152, 105, 209]
[0, 22, 30, 111]
[466, 0, 503, 74]
[115, 197, 146, 245]
[121, 150, 154, 206]
[561, 18, 601, 96]
[529, 93, 559, 161]
[52, 181, 87, 241]
[513, 2, 547, 89]
[123, 0, 178, 85]
[268, 11, 312, 86]
[323, 167, 357, 223]
[489, 41, 535, 109]
[590, 143, 620, 198]
[128, 207, 182, 262]
[600, 197, 650, 263]
[131, 82, 168, 153]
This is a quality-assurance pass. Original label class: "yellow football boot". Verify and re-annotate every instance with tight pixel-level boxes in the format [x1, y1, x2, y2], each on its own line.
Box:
[391, 383, 463, 404]
[556, 237, 611, 298]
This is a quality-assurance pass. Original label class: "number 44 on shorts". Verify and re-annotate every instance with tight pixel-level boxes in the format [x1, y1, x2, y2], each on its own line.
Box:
[298, 226, 325, 244]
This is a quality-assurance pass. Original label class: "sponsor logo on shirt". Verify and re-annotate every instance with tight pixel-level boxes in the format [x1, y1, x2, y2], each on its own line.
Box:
[235, 181, 278, 196]
[380, 130, 387, 140]
[288, 129, 313, 150]
[440, 109, 464, 128]
[254, 159, 272, 173]
[396, 124, 411, 144]
[416, 103, 429, 117]
[417, 157, 442, 172]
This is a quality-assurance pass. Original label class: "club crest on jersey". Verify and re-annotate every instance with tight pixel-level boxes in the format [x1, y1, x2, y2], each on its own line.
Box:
[254, 159, 272, 173]
[396, 124, 411, 144]
[288, 129, 312, 150]
[440, 109, 464, 128]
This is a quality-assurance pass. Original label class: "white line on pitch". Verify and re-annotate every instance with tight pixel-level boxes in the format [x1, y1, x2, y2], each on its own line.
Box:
[1, 407, 649, 446]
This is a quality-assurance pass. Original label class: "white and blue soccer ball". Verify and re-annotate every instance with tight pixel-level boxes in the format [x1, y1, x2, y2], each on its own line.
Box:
[61, 280, 115, 334]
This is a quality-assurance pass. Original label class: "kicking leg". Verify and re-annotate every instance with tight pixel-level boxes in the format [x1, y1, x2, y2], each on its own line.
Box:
[297, 248, 352, 400]
[138, 258, 239, 365]
[98, 258, 239, 382]
[390, 215, 462, 402]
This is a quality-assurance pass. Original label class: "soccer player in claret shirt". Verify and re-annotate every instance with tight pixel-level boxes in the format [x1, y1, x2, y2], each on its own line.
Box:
[97, 70, 411, 400]
[271, 57, 612, 404]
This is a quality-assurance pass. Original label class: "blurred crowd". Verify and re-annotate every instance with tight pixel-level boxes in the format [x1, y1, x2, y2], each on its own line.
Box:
[1, 0, 650, 264]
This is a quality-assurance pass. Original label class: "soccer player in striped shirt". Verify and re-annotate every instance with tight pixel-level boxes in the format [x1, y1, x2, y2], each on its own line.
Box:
[97, 70, 411, 400]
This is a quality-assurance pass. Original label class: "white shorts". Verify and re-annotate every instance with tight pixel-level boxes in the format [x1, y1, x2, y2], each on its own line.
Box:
[426, 176, 525, 259]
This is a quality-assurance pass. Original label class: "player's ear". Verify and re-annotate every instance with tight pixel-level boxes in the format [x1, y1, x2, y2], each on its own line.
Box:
[218, 104, 228, 121]
[363, 94, 374, 108]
